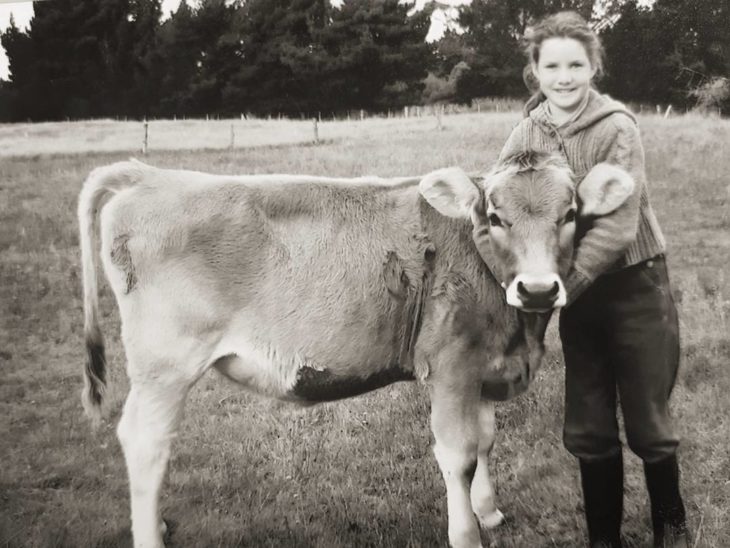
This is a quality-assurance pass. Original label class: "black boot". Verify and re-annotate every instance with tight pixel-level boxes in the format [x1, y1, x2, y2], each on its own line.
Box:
[644, 455, 690, 548]
[579, 453, 624, 548]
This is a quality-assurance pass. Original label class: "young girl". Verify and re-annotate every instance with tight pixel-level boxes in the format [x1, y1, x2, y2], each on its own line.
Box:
[498, 11, 689, 548]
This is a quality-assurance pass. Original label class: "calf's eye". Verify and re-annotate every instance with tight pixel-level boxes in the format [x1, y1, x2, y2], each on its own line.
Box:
[562, 209, 576, 224]
[488, 213, 503, 227]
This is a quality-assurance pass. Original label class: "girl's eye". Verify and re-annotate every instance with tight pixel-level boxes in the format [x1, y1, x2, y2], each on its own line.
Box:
[562, 209, 576, 224]
[488, 213, 503, 228]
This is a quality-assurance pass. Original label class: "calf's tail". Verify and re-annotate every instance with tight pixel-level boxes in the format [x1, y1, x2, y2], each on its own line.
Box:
[77, 159, 148, 425]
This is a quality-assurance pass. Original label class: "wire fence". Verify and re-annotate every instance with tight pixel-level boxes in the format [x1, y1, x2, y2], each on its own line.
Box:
[1, 96, 722, 158]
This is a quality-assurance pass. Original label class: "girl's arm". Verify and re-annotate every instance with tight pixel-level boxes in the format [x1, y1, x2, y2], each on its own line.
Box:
[564, 115, 644, 304]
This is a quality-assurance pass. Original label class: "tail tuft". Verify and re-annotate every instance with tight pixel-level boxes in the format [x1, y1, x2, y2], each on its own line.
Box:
[82, 332, 107, 426]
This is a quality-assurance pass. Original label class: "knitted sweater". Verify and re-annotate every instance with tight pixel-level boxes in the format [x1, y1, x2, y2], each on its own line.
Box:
[498, 89, 666, 304]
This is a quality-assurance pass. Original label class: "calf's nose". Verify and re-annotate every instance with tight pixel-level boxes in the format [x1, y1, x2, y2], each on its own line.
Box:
[507, 273, 566, 311]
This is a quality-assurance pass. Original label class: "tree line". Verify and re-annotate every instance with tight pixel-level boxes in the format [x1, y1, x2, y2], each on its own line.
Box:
[1, 0, 728, 122]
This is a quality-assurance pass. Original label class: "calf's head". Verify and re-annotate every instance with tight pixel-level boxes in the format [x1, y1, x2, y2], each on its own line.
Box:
[419, 151, 634, 312]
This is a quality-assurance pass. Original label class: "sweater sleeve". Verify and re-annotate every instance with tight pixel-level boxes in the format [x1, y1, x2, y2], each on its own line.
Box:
[565, 115, 644, 305]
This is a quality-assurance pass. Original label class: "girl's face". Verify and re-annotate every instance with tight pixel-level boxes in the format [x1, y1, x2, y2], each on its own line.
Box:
[532, 37, 596, 119]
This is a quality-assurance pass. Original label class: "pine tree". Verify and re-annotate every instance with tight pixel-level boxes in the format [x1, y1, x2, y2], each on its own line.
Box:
[0, 16, 32, 120]
[601, 0, 730, 108]
[156, 0, 201, 116]
[1, 0, 163, 120]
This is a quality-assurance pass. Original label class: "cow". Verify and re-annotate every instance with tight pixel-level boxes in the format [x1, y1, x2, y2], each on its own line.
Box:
[77, 151, 633, 548]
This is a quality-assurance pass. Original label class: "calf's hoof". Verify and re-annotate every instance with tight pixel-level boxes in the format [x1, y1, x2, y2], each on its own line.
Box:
[477, 508, 504, 529]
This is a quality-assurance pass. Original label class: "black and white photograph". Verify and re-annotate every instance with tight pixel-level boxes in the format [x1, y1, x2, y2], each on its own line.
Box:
[1, 0, 728, 546]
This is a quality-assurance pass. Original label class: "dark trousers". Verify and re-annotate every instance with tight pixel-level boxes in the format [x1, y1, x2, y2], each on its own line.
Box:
[560, 255, 680, 463]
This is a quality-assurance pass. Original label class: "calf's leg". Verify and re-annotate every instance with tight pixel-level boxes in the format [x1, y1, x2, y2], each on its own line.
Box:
[470, 399, 504, 529]
[430, 376, 483, 548]
[117, 381, 189, 548]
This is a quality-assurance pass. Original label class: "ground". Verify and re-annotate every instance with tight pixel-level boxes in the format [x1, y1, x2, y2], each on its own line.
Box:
[0, 111, 728, 547]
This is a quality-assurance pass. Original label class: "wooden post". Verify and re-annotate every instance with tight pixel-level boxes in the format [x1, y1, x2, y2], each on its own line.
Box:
[360, 109, 364, 121]
[229, 123, 235, 149]
[436, 104, 443, 131]
[313, 118, 319, 144]
[142, 119, 148, 155]
[664, 105, 673, 118]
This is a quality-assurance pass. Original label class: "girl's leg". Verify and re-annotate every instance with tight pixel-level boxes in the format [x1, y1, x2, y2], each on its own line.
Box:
[607, 257, 688, 547]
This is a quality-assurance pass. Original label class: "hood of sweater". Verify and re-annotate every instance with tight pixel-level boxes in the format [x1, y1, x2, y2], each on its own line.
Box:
[523, 89, 637, 137]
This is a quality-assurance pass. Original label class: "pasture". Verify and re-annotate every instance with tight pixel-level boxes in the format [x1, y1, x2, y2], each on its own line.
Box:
[1, 111, 728, 547]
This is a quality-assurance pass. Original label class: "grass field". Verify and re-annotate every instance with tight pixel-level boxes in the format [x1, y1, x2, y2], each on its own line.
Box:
[1, 111, 729, 547]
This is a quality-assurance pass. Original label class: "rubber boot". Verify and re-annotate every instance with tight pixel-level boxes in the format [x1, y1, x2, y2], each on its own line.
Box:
[644, 455, 690, 548]
[579, 453, 624, 548]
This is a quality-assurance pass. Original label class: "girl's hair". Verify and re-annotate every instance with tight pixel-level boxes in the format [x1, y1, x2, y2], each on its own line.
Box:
[523, 11, 604, 91]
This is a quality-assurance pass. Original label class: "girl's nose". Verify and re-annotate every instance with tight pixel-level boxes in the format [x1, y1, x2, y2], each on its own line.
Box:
[557, 69, 572, 84]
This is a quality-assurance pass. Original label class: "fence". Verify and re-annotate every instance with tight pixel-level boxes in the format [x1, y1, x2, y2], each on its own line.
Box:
[131, 98, 530, 155]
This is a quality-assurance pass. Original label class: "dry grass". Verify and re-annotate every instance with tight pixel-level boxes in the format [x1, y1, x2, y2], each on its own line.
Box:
[0, 112, 728, 547]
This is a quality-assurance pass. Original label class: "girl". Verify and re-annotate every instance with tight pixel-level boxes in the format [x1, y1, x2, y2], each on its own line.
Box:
[498, 11, 689, 548]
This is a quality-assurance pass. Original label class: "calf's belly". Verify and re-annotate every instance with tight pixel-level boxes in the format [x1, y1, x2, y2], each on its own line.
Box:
[212, 352, 414, 403]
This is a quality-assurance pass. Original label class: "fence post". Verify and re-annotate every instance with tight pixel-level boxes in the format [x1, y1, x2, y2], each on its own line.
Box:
[360, 109, 364, 121]
[142, 118, 148, 155]
[436, 104, 443, 131]
[229, 123, 235, 149]
[313, 118, 319, 144]
[664, 105, 672, 118]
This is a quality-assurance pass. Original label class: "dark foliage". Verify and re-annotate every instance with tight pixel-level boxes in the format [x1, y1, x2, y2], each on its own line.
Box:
[601, 0, 730, 110]
[1, 0, 729, 121]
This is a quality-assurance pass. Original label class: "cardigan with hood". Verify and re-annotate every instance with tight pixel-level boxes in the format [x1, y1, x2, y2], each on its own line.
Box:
[498, 89, 666, 304]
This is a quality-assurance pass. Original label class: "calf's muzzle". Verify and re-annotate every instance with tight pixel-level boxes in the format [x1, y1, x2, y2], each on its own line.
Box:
[507, 273, 566, 311]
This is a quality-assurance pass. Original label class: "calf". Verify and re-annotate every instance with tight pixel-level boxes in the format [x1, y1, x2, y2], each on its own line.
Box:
[78, 151, 633, 548]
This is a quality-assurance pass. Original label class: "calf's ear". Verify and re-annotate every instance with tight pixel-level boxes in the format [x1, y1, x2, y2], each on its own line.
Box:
[577, 163, 635, 216]
[419, 167, 480, 219]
